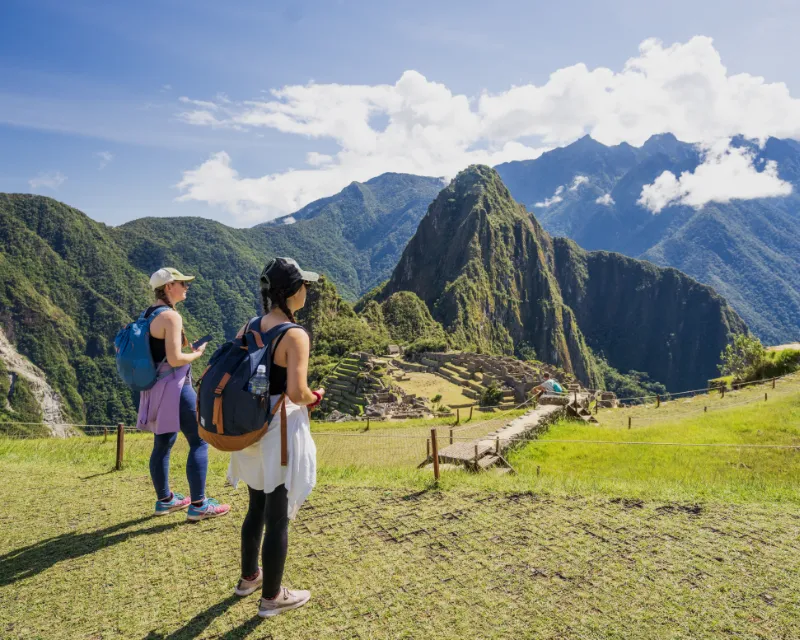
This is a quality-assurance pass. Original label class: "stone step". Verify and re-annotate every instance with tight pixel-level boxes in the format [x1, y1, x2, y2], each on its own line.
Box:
[477, 454, 501, 470]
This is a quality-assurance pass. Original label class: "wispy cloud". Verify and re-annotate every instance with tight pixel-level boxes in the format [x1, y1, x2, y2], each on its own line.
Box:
[95, 151, 114, 169]
[568, 175, 589, 191]
[534, 185, 565, 208]
[29, 171, 67, 190]
[596, 193, 615, 206]
[174, 36, 800, 222]
[638, 139, 793, 213]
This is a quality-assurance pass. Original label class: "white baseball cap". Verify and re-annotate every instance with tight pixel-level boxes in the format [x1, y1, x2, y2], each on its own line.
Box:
[149, 267, 196, 290]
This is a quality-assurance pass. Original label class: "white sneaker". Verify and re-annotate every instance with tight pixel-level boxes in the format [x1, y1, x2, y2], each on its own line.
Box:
[258, 587, 311, 618]
[234, 568, 263, 596]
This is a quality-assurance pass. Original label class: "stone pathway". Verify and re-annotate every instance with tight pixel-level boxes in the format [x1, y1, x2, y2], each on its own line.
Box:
[434, 393, 591, 471]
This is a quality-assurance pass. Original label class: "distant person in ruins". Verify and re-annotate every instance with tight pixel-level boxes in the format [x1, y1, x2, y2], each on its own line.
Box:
[136, 268, 231, 521]
[533, 372, 564, 400]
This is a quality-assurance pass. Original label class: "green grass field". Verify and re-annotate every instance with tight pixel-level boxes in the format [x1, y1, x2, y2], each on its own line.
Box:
[1, 377, 799, 638]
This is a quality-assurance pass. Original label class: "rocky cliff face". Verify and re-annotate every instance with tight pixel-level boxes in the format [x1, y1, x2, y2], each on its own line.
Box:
[381, 165, 746, 390]
[551, 238, 748, 390]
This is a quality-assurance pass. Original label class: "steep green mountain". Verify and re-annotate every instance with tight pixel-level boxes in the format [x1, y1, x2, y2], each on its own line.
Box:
[496, 135, 800, 344]
[378, 166, 746, 391]
[0, 173, 442, 426]
[380, 165, 601, 387]
[0, 194, 151, 425]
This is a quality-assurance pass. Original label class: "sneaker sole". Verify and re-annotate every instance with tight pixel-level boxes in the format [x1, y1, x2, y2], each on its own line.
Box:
[258, 594, 310, 618]
[186, 509, 231, 522]
[234, 582, 262, 597]
[154, 504, 189, 516]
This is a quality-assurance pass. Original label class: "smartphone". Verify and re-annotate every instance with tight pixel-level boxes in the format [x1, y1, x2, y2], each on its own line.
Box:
[192, 334, 213, 350]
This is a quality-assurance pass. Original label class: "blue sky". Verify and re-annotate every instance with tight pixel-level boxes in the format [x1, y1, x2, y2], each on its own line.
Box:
[1, 0, 799, 226]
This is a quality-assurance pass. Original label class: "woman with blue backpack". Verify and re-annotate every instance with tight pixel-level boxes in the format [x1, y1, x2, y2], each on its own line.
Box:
[134, 268, 230, 521]
[224, 257, 324, 618]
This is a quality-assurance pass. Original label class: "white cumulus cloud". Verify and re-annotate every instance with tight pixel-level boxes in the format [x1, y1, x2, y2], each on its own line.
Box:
[534, 185, 565, 208]
[638, 139, 793, 214]
[29, 171, 67, 191]
[596, 193, 615, 206]
[174, 36, 800, 222]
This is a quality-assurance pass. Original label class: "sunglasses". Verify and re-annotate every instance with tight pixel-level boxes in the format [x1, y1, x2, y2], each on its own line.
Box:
[172, 281, 190, 289]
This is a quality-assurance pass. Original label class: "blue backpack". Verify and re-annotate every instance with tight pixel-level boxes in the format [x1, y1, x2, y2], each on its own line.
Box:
[196, 317, 302, 454]
[114, 306, 172, 391]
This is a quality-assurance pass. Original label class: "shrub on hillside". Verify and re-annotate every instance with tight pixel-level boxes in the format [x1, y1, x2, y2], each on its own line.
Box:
[404, 337, 448, 359]
[719, 334, 766, 380]
[480, 382, 504, 407]
[746, 349, 800, 381]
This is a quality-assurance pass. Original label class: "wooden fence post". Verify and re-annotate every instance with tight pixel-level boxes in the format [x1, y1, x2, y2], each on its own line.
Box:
[772, 377, 776, 389]
[656, 394, 660, 408]
[495, 436, 500, 454]
[430, 428, 440, 482]
[765, 393, 768, 402]
[449, 428, 453, 445]
[628, 417, 632, 430]
[115, 423, 124, 470]
[469, 405, 474, 421]
[426, 438, 431, 460]
[721, 386, 725, 399]
[474, 444, 479, 469]
[103, 427, 108, 443]
[595, 400, 599, 415]
[455, 408, 460, 426]
[704, 406, 707, 413]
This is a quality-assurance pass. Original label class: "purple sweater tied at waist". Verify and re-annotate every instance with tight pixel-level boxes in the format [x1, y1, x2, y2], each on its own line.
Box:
[137, 363, 192, 435]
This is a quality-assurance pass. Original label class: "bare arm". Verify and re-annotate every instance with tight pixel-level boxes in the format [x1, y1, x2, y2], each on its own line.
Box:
[163, 311, 206, 367]
[284, 329, 322, 405]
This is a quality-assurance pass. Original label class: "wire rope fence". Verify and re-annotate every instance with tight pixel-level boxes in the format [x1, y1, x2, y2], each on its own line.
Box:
[1, 372, 799, 482]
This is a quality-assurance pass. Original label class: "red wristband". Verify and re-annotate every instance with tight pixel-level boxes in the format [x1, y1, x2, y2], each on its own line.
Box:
[309, 391, 322, 408]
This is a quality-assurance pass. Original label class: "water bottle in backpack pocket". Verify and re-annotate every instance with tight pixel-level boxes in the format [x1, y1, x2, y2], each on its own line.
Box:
[114, 306, 172, 391]
[196, 318, 302, 454]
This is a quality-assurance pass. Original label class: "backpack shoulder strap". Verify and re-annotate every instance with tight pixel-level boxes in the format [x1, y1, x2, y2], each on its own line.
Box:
[146, 305, 172, 322]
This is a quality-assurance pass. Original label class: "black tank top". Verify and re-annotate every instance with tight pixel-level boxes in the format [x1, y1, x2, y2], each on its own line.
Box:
[270, 332, 289, 391]
[144, 305, 168, 364]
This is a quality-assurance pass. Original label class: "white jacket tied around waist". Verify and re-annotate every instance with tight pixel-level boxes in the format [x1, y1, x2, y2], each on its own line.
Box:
[227, 394, 317, 519]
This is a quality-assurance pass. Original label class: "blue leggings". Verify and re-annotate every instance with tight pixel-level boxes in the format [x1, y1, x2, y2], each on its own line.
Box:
[149, 383, 208, 502]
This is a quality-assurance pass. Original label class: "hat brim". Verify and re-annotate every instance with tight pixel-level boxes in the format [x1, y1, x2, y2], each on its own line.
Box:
[299, 270, 319, 283]
[173, 275, 195, 282]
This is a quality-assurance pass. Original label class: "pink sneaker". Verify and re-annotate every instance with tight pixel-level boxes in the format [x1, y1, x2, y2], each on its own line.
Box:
[154, 492, 191, 516]
[186, 498, 231, 522]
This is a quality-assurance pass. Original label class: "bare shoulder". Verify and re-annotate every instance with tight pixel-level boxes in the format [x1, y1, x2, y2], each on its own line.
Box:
[159, 308, 182, 326]
[284, 326, 309, 347]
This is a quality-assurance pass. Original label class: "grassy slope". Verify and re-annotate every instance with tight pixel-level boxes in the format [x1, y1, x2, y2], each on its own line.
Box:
[1, 383, 799, 638]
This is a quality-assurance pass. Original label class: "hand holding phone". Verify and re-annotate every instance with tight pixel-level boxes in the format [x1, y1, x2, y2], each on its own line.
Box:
[192, 334, 212, 351]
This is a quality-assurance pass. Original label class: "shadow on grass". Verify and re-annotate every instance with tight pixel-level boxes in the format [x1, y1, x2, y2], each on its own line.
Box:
[0, 515, 182, 587]
[143, 595, 263, 640]
[80, 469, 116, 481]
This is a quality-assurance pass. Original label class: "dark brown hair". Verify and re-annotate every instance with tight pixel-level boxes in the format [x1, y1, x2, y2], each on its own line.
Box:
[261, 286, 299, 323]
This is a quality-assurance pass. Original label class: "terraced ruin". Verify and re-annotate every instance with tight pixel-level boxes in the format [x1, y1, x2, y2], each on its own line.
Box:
[319, 353, 387, 416]
[319, 350, 578, 420]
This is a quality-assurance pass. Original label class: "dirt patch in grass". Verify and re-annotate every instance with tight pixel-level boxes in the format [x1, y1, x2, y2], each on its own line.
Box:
[391, 371, 471, 407]
[2, 461, 799, 639]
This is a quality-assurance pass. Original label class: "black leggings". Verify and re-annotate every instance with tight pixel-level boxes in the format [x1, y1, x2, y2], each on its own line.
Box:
[241, 484, 289, 599]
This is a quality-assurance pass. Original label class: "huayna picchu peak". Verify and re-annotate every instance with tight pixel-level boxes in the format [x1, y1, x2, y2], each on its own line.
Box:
[380, 165, 746, 391]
